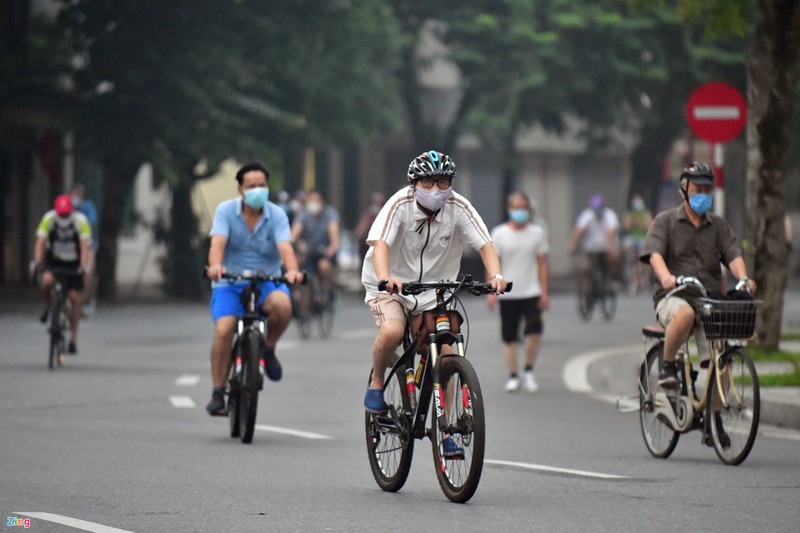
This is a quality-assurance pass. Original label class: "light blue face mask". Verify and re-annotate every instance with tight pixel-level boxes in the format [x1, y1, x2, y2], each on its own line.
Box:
[509, 209, 530, 224]
[689, 193, 712, 215]
[244, 187, 269, 209]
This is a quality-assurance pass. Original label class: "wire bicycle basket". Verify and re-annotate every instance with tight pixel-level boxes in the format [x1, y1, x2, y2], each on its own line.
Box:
[697, 298, 761, 340]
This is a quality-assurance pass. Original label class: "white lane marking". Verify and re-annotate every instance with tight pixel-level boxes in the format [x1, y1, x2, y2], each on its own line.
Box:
[14, 512, 133, 533]
[169, 396, 196, 408]
[485, 459, 627, 480]
[693, 106, 741, 120]
[562, 344, 640, 393]
[255, 424, 333, 440]
[760, 426, 800, 442]
[175, 374, 200, 386]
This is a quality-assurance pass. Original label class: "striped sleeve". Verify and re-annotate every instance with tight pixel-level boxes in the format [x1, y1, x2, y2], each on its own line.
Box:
[452, 195, 492, 251]
[366, 189, 412, 247]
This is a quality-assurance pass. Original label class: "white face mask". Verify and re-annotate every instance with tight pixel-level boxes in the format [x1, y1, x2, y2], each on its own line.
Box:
[415, 186, 451, 212]
[306, 201, 323, 216]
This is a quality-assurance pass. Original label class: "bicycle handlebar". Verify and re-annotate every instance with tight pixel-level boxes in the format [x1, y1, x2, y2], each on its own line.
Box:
[204, 268, 306, 285]
[377, 278, 513, 296]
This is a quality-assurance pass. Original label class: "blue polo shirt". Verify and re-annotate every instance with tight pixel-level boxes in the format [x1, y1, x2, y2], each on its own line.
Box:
[209, 197, 291, 286]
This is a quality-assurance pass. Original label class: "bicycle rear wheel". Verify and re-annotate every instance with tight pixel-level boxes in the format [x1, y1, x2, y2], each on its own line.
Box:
[431, 356, 485, 503]
[238, 330, 261, 444]
[707, 348, 760, 465]
[365, 364, 414, 492]
[639, 343, 680, 458]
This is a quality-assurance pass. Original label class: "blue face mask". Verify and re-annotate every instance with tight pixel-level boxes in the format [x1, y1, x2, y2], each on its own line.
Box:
[244, 187, 269, 209]
[689, 193, 712, 215]
[509, 209, 529, 224]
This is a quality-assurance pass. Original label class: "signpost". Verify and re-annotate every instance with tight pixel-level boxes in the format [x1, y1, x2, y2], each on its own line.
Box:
[686, 82, 748, 216]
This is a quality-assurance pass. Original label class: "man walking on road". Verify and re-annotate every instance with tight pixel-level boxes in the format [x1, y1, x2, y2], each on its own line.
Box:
[487, 191, 550, 392]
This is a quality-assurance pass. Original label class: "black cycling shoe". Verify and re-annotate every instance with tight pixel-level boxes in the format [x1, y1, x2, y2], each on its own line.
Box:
[703, 412, 732, 448]
[39, 309, 48, 324]
[658, 362, 680, 389]
[206, 388, 226, 416]
[262, 347, 282, 382]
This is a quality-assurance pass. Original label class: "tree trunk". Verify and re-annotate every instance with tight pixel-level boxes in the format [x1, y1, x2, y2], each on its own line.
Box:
[163, 176, 203, 300]
[96, 158, 141, 301]
[745, 0, 800, 350]
[629, 131, 673, 214]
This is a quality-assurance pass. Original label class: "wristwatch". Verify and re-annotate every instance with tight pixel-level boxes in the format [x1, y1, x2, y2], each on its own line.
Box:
[491, 274, 504, 281]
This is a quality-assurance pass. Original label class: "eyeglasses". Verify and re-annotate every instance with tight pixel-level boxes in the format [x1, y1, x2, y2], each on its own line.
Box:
[418, 176, 452, 190]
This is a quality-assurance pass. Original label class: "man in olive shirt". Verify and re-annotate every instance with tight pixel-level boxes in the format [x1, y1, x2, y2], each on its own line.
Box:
[640, 162, 756, 391]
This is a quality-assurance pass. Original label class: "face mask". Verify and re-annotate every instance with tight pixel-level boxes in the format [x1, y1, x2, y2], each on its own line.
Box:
[71, 196, 82, 208]
[415, 185, 451, 212]
[244, 187, 269, 209]
[509, 209, 529, 224]
[306, 201, 323, 216]
[689, 193, 712, 215]
[632, 199, 645, 211]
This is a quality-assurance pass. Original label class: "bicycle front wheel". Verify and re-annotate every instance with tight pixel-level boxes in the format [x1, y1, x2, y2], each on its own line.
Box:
[707, 348, 760, 465]
[238, 330, 261, 444]
[639, 343, 680, 458]
[600, 288, 617, 321]
[365, 365, 414, 492]
[48, 296, 63, 369]
[431, 356, 485, 503]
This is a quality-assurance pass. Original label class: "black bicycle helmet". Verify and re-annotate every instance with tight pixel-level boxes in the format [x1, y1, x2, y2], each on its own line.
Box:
[407, 150, 457, 182]
[679, 162, 715, 186]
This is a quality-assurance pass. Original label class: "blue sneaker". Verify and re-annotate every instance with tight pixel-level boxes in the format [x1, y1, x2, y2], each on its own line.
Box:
[442, 437, 465, 460]
[364, 388, 388, 413]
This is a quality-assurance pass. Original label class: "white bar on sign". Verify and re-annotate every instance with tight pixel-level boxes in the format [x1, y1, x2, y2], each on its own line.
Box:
[694, 106, 740, 120]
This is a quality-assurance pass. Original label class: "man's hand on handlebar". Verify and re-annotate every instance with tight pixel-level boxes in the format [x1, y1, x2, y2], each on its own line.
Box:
[207, 264, 226, 282]
[659, 274, 676, 290]
[378, 278, 404, 295]
[489, 277, 509, 295]
[284, 270, 305, 285]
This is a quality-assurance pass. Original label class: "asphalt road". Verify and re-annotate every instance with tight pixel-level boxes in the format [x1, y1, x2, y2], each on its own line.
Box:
[1, 291, 798, 532]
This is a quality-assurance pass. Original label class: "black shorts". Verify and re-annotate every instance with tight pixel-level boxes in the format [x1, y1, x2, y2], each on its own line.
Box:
[499, 297, 543, 343]
[44, 264, 84, 292]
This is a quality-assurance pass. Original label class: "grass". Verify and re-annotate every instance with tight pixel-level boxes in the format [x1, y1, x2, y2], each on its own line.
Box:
[745, 337, 800, 387]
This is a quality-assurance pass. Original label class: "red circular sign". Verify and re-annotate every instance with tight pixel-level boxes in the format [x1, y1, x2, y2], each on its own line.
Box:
[686, 82, 747, 143]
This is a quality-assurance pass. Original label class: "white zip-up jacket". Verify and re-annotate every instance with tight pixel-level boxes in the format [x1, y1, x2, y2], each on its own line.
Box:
[361, 186, 492, 312]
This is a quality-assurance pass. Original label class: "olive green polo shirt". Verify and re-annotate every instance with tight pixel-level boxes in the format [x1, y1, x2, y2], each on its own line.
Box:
[640, 205, 741, 306]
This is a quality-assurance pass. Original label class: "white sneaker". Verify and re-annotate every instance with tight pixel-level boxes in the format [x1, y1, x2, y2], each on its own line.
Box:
[504, 376, 520, 392]
[523, 371, 539, 393]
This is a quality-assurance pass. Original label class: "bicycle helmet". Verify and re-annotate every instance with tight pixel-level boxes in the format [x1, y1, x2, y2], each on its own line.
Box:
[406, 150, 457, 182]
[54, 194, 73, 216]
[680, 162, 715, 187]
[589, 194, 605, 209]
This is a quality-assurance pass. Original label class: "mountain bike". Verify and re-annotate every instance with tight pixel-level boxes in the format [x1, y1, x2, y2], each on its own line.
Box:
[364, 275, 512, 503]
[577, 252, 617, 322]
[46, 267, 78, 369]
[636, 276, 761, 465]
[293, 267, 335, 339]
[217, 270, 297, 444]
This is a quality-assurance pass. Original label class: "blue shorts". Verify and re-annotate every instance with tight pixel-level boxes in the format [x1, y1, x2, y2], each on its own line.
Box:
[210, 281, 290, 323]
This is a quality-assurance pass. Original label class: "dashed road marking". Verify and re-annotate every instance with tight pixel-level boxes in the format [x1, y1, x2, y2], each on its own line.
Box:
[169, 396, 196, 408]
[485, 459, 628, 480]
[175, 374, 200, 386]
[255, 424, 333, 440]
[14, 512, 133, 533]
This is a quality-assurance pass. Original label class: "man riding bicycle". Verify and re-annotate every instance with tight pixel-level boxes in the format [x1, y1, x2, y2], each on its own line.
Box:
[568, 194, 620, 294]
[205, 162, 304, 416]
[291, 189, 340, 305]
[639, 162, 756, 444]
[361, 150, 508, 456]
[32, 194, 92, 355]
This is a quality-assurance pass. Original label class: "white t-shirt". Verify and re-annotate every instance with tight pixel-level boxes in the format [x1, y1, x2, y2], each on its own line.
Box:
[362, 186, 492, 312]
[576, 207, 619, 252]
[491, 222, 549, 300]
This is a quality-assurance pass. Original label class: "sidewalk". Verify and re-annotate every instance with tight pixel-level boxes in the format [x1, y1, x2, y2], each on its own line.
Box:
[588, 347, 800, 431]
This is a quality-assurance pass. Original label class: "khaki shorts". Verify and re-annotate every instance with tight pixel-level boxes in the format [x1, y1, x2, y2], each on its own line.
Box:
[368, 294, 410, 327]
[656, 296, 710, 364]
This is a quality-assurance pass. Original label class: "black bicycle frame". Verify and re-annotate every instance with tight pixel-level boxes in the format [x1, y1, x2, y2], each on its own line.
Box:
[381, 287, 467, 439]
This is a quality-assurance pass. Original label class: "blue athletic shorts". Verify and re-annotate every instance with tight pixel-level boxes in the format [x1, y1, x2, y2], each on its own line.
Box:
[210, 281, 290, 323]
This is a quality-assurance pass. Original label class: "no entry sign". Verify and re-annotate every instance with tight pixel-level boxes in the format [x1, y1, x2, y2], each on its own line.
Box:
[686, 82, 747, 143]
